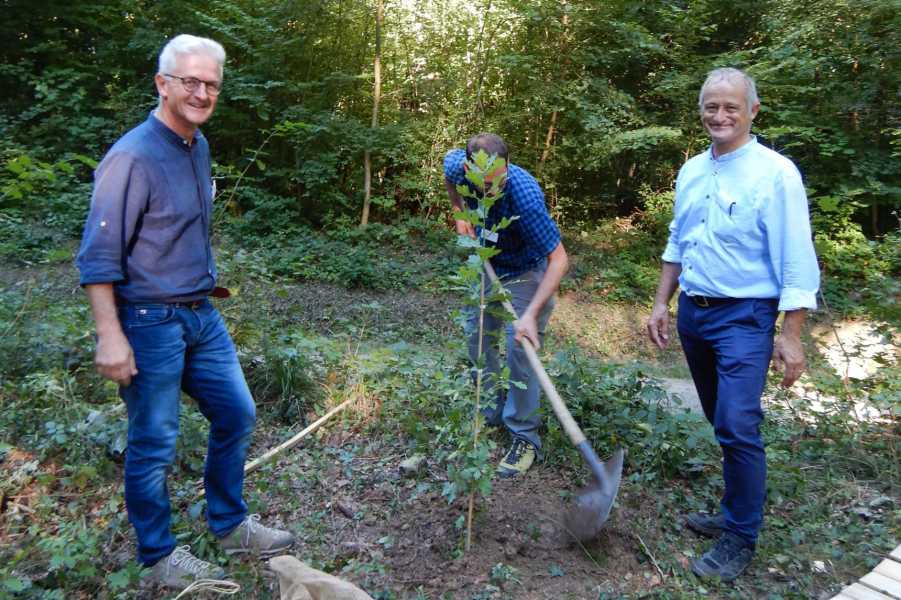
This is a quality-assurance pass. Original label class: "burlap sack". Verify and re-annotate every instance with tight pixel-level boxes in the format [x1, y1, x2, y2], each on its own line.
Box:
[268, 555, 374, 600]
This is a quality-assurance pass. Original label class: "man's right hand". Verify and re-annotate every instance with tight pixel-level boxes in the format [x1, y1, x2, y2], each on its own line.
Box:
[95, 332, 138, 386]
[647, 303, 671, 349]
[455, 219, 476, 239]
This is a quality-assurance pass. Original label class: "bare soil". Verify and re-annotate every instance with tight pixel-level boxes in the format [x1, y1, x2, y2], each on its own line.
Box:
[261, 430, 672, 600]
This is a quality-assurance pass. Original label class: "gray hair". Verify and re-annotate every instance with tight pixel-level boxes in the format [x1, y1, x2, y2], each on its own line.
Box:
[158, 34, 226, 78]
[698, 67, 759, 113]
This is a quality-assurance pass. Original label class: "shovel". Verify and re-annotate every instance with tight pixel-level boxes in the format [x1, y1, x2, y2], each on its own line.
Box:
[484, 261, 625, 541]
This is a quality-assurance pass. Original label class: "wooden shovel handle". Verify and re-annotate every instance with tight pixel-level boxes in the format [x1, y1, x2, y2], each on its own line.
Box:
[483, 261, 587, 447]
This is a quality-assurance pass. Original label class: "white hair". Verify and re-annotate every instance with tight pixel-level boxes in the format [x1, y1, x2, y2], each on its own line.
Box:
[158, 34, 225, 78]
[698, 67, 759, 114]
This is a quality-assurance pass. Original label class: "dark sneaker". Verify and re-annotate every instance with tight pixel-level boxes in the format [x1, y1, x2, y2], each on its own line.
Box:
[496, 439, 536, 478]
[219, 514, 296, 557]
[691, 531, 755, 582]
[146, 545, 226, 590]
[686, 511, 726, 538]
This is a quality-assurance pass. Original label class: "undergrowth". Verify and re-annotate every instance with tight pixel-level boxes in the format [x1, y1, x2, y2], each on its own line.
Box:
[0, 216, 897, 599]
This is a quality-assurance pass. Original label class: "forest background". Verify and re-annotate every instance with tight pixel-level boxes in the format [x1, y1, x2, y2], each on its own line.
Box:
[0, 0, 898, 599]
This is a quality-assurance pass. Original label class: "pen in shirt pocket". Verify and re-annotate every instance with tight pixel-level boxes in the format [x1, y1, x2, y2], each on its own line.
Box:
[729, 201, 735, 216]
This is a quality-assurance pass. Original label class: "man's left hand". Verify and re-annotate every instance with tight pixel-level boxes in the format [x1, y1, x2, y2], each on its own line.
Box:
[772, 333, 806, 387]
[514, 313, 540, 350]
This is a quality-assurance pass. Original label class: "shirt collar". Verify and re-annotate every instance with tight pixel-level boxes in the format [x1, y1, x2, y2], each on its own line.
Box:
[147, 111, 202, 151]
[707, 135, 757, 163]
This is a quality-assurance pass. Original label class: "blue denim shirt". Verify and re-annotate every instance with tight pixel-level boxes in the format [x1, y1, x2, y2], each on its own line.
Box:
[444, 149, 561, 278]
[662, 137, 820, 311]
[76, 113, 217, 303]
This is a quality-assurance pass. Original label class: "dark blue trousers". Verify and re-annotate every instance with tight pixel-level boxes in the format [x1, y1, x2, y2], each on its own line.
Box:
[677, 293, 779, 546]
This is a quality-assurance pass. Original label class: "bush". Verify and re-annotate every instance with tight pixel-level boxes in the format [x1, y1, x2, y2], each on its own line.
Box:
[813, 197, 900, 320]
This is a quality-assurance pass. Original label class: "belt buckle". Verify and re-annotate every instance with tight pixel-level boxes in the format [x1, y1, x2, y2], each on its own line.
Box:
[175, 300, 203, 310]
[695, 295, 709, 308]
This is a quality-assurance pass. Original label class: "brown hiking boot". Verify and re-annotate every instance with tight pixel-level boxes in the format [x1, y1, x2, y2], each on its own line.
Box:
[219, 514, 296, 557]
[146, 545, 226, 590]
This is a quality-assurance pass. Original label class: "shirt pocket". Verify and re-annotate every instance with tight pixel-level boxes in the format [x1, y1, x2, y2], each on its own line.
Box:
[711, 199, 759, 246]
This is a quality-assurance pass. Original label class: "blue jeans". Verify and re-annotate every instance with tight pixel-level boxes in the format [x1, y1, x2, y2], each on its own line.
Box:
[465, 262, 556, 450]
[676, 293, 778, 546]
[118, 300, 256, 566]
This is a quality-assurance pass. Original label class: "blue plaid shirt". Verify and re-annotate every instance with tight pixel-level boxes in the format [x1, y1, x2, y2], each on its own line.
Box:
[444, 149, 561, 278]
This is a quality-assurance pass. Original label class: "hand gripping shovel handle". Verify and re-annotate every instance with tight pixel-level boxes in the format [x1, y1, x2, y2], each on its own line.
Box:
[483, 261, 623, 501]
[482, 261, 586, 446]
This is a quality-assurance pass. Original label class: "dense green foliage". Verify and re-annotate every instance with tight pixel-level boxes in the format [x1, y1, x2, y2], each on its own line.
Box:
[2, 0, 898, 316]
[2, 0, 898, 227]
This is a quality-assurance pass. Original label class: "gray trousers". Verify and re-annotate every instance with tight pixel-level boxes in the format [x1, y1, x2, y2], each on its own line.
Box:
[464, 261, 556, 450]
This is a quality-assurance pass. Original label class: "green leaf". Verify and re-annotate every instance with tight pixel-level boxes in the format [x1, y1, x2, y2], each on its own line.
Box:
[476, 246, 500, 261]
[472, 149, 490, 170]
[816, 196, 841, 212]
[72, 154, 98, 168]
[456, 235, 480, 248]
[3, 576, 31, 592]
[107, 569, 131, 590]
[188, 500, 205, 520]
[454, 514, 465, 530]
[464, 169, 484, 188]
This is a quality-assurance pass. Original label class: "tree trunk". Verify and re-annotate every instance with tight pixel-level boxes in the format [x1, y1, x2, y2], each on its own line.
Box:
[472, 0, 493, 119]
[361, 0, 383, 227]
[536, 8, 569, 178]
[536, 110, 558, 177]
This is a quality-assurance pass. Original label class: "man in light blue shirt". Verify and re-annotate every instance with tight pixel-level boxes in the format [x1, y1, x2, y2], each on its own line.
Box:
[647, 67, 819, 582]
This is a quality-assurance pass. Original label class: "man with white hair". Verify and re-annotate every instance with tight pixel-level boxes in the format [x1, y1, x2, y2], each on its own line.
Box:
[646, 67, 819, 581]
[76, 34, 294, 590]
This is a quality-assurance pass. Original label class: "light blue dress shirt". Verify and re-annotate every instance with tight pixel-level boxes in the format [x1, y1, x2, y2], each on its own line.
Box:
[662, 137, 820, 311]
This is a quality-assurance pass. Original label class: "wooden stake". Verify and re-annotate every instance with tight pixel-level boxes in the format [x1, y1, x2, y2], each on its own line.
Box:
[466, 270, 487, 551]
[196, 398, 353, 496]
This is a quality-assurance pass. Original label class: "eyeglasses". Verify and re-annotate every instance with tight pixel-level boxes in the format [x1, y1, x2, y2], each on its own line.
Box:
[163, 73, 222, 96]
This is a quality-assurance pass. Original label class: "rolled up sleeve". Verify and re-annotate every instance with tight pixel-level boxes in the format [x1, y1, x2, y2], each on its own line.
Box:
[75, 153, 149, 286]
[443, 149, 466, 186]
[661, 218, 682, 263]
[765, 167, 820, 311]
[661, 176, 683, 263]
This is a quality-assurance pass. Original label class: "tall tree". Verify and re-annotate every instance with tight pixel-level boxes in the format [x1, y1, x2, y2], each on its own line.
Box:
[360, 0, 383, 227]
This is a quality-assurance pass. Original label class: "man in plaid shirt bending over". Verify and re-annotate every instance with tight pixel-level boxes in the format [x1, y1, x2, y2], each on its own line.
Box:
[444, 133, 569, 477]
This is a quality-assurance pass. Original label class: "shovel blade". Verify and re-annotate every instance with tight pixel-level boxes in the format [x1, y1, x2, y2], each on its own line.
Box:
[564, 446, 625, 542]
